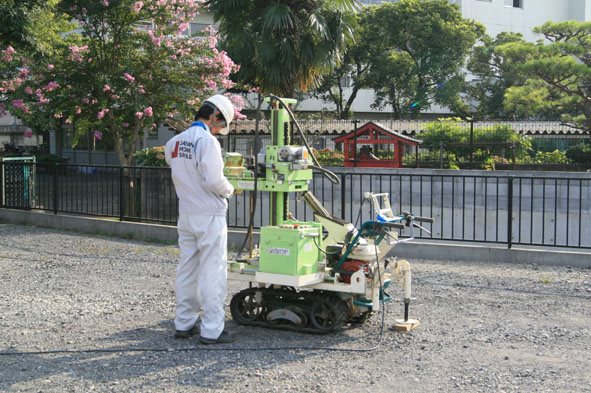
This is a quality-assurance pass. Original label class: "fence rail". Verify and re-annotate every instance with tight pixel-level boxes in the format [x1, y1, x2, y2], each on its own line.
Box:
[1, 162, 590, 249]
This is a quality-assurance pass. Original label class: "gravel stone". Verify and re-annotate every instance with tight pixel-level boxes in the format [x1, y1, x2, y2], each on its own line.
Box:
[0, 223, 590, 392]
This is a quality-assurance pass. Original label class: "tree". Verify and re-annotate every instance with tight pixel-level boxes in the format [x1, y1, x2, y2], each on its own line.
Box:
[0, 0, 49, 49]
[206, 0, 359, 97]
[312, 7, 373, 119]
[460, 32, 527, 119]
[500, 21, 591, 135]
[364, 0, 484, 119]
[1, 0, 242, 166]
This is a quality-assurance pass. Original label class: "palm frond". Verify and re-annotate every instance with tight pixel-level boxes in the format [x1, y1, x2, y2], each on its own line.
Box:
[263, 4, 295, 31]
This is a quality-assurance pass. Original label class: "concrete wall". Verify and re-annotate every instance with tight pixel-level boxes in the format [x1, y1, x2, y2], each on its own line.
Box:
[1, 208, 589, 268]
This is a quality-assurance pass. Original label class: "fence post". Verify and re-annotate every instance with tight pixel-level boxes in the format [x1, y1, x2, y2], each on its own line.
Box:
[0, 162, 2, 208]
[469, 118, 474, 166]
[439, 142, 444, 169]
[340, 173, 346, 220]
[507, 176, 513, 249]
[119, 166, 124, 221]
[53, 163, 58, 215]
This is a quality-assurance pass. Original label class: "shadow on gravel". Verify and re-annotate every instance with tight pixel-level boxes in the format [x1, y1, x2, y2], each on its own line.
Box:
[1, 319, 365, 391]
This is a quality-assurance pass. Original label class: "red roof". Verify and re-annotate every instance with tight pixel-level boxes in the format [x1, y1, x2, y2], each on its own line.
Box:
[332, 121, 421, 145]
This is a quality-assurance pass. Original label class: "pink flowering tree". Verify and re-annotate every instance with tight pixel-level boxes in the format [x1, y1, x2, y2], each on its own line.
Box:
[1, 0, 243, 166]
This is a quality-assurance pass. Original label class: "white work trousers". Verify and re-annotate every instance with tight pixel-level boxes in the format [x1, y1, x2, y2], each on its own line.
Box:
[174, 213, 228, 340]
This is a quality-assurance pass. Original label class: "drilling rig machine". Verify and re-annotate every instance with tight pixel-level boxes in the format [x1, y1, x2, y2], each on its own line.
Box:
[223, 96, 433, 334]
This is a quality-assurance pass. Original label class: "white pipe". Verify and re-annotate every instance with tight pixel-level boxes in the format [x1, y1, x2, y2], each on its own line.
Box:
[394, 259, 412, 301]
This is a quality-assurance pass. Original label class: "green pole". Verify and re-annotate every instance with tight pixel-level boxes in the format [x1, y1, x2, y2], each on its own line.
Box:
[267, 97, 296, 226]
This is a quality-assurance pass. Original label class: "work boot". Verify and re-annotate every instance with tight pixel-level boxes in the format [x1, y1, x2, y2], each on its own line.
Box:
[199, 330, 236, 345]
[174, 323, 199, 339]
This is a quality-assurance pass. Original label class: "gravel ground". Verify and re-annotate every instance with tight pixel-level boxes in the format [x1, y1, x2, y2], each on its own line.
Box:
[0, 222, 590, 393]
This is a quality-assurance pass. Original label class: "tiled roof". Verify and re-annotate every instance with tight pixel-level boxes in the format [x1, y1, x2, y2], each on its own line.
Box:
[230, 119, 589, 136]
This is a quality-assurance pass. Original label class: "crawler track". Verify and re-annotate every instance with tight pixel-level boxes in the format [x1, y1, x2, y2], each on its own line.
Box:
[230, 287, 351, 334]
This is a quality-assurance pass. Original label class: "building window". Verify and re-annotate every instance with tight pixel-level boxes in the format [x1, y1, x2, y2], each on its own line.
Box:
[477, 0, 492, 2]
[449, 0, 461, 6]
[339, 76, 352, 88]
[505, 0, 522, 7]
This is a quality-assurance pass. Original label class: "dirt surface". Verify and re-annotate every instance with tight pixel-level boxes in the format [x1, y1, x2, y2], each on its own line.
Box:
[0, 223, 590, 393]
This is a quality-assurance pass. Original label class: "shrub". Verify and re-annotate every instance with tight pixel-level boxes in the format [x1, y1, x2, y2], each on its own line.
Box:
[566, 143, 591, 164]
[520, 150, 570, 165]
[313, 148, 344, 166]
[420, 119, 532, 166]
[134, 146, 167, 167]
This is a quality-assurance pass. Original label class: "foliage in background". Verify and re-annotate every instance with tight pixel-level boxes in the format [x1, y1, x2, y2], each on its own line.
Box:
[418, 118, 531, 168]
[206, 0, 359, 97]
[312, 7, 368, 119]
[461, 32, 527, 119]
[1, 0, 243, 167]
[520, 150, 570, 165]
[134, 146, 167, 167]
[313, 148, 344, 166]
[500, 21, 591, 137]
[566, 143, 591, 165]
[363, 0, 485, 119]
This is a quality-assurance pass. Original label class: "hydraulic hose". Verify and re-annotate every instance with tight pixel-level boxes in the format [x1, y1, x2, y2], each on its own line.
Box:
[235, 94, 264, 260]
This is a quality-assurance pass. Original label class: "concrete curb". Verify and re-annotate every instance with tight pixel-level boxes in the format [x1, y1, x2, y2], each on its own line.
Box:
[1, 209, 589, 268]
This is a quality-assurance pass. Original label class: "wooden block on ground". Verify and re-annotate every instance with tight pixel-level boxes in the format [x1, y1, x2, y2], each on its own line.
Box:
[392, 319, 420, 332]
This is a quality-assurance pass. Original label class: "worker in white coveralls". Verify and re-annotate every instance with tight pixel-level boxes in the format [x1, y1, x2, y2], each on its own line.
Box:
[164, 94, 236, 344]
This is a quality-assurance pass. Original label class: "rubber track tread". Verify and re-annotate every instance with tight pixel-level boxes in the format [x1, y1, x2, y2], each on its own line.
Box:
[230, 287, 351, 334]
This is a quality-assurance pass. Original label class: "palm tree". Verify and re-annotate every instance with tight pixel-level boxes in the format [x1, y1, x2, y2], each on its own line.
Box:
[205, 0, 360, 97]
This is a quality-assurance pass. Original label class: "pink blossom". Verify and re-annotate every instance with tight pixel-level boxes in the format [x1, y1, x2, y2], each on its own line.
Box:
[135, 112, 143, 119]
[24, 87, 33, 95]
[11, 99, 30, 114]
[2, 45, 15, 61]
[123, 72, 135, 82]
[207, 34, 217, 50]
[75, 106, 82, 114]
[97, 108, 109, 120]
[178, 22, 189, 34]
[143, 106, 153, 117]
[229, 95, 247, 120]
[123, 122, 129, 128]
[65, 118, 72, 124]
[103, 84, 111, 92]
[93, 130, 103, 140]
[23, 129, 33, 138]
[47, 64, 54, 70]
[44, 81, 60, 92]
[102, 0, 109, 6]
[138, 85, 145, 94]
[148, 30, 162, 46]
[206, 80, 217, 89]
[53, 112, 63, 119]
[69, 45, 88, 63]
[19, 68, 30, 78]
[132, 1, 144, 12]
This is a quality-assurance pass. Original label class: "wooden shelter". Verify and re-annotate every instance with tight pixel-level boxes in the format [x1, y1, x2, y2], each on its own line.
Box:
[332, 122, 421, 168]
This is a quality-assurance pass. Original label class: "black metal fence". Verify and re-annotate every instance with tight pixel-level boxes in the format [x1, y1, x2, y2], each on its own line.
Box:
[1, 161, 590, 249]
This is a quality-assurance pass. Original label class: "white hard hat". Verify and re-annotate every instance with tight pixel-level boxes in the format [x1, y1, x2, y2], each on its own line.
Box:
[204, 94, 234, 135]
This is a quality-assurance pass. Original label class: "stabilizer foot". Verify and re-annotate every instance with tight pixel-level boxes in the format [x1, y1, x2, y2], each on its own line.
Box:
[392, 319, 420, 332]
